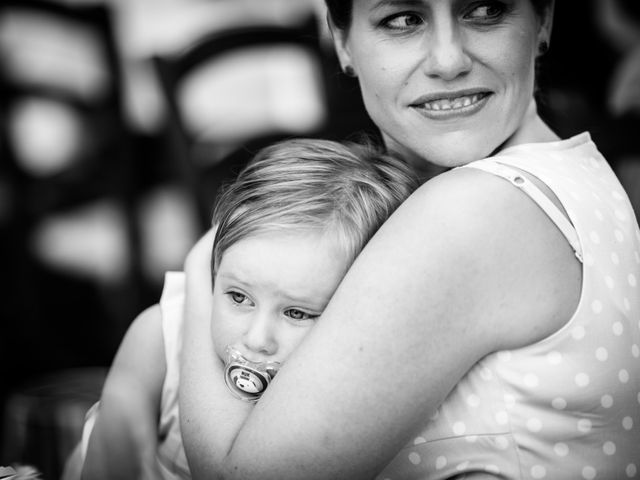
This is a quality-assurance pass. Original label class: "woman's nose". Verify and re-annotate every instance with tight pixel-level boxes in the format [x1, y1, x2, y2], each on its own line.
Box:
[420, 22, 472, 81]
[242, 313, 278, 356]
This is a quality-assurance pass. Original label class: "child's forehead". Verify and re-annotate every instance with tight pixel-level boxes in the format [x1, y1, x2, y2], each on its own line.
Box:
[218, 230, 351, 295]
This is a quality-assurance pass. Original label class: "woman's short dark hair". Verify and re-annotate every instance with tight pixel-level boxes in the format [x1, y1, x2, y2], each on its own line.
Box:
[325, 0, 553, 31]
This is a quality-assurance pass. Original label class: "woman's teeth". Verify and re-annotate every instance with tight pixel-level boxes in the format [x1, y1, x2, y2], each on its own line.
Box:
[422, 94, 483, 111]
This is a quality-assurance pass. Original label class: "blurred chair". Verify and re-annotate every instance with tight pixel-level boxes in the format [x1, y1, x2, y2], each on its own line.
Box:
[0, 0, 141, 333]
[152, 17, 331, 230]
[0, 1, 139, 478]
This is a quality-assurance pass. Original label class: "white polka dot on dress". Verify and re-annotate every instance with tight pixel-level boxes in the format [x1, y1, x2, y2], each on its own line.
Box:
[603, 441, 616, 455]
[485, 464, 500, 474]
[552, 397, 567, 410]
[504, 394, 516, 409]
[613, 322, 624, 336]
[408, 452, 421, 465]
[554, 442, 569, 457]
[452, 422, 466, 435]
[547, 351, 563, 364]
[495, 411, 509, 425]
[494, 435, 509, 450]
[572, 327, 586, 341]
[590, 231, 601, 244]
[435, 456, 447, 470]
[466, 394, 480, 408]
[577, 418, 592, 433]
[628, 274, 637, 287]
[592, 300, 603, 314]
[527, 418, 543, 432]
[615, 229, 625, 243]
[604, 275, 615, 289]
[497, 351, 512, 362]
[575, 373, 590, 387]
[531, 465, 547, 478]
[622, 417, 633, 430]
[480, 367, 493, 381]
[595, 347, 608, 361]
[582, 466, 597, 479]
[601, 394, 614, 408]
[619, 369, 630, 383]
[627, 463, 638, 477]
[523, 373, 539, 387]
[611, 252, 620, 265]
[594, 209, 604, 221]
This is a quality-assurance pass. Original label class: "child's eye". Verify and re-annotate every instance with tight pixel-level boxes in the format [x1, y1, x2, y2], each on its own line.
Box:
[381, 13, 423, 31]
[284, 309, 318, 323]
[228, 291, 248, 305]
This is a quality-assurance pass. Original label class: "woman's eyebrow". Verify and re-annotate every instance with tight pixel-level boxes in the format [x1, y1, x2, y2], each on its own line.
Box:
[371, 0, 425, 12]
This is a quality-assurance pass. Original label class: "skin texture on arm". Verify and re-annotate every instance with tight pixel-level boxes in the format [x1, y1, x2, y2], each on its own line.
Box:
[82, 305, 166, 480]
[180, 168, 581, 480]
[179, 229, 256, 478]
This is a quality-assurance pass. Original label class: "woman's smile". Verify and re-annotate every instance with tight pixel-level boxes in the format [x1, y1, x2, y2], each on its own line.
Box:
[409, 89, 492, 118]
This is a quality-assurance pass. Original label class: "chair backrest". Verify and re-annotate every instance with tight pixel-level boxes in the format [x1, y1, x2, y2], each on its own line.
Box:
[153, 17, 330, 229]
[0, 0, 132, 221]
[0, 5, 142, 452]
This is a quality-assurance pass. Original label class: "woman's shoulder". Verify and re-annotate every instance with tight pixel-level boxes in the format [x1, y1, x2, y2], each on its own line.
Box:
[391, 164, 581, 350]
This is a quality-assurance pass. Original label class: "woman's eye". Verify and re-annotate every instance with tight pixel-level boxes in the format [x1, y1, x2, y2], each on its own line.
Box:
[284, 309, 318, 322]
[381, 13, 423, 31]
[228, 291, 248, 305]
[465, 2, 506, 21]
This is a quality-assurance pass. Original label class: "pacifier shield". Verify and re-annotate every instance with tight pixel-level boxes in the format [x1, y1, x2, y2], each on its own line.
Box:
[224, 346, 280, 402]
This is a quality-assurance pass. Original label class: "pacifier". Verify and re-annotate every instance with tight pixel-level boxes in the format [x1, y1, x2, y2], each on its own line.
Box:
[224, 346, 280, 402]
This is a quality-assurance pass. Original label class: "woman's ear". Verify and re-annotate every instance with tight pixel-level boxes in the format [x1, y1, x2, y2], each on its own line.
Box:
[538, 0, 555, 52]
[327, 14, 355, 75]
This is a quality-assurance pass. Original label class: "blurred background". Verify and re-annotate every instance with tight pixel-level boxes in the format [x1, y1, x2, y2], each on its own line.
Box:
[0, 0, 639, 478]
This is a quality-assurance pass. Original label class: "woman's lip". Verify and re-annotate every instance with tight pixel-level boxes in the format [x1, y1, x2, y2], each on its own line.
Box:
[409, 89, 492, 106]
[410, 91, 492, 119]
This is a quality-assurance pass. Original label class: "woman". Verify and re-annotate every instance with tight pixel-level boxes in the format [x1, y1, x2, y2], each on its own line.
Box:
[179, 1, 640, 478]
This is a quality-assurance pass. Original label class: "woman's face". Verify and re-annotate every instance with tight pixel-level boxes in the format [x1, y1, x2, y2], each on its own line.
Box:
[331, 0, 552, 168]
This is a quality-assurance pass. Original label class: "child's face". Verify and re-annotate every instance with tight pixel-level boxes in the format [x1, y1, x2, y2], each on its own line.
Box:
[211, 230, 350, 366]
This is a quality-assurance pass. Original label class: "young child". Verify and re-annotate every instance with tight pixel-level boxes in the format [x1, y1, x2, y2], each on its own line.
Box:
[75, 138, 419, 480]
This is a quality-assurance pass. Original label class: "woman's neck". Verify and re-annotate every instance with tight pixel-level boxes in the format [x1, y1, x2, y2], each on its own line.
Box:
[501, 99, 561, 151]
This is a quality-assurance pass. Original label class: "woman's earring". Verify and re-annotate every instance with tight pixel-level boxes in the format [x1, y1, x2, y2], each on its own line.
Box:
[343, 65, 356, 77]
[538, 40, 549, 55]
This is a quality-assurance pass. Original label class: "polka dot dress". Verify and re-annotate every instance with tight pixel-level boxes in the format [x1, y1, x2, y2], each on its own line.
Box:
[376, 133, 640, 479]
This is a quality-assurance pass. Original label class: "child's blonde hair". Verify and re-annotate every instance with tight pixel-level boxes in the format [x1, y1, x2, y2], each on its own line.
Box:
[211, 138, 419, 277]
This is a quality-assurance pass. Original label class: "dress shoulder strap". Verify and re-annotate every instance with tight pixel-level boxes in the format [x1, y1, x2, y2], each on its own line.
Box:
[463, 159, 583, 263]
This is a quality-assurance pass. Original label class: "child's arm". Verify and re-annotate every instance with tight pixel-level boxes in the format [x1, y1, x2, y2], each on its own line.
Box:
[82, 304, 165, 480]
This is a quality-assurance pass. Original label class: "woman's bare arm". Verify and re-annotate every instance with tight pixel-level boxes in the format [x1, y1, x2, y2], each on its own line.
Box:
[180, 169, 581, 480]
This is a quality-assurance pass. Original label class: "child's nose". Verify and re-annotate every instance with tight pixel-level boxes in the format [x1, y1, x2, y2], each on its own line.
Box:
[242, 313, 277, 356]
